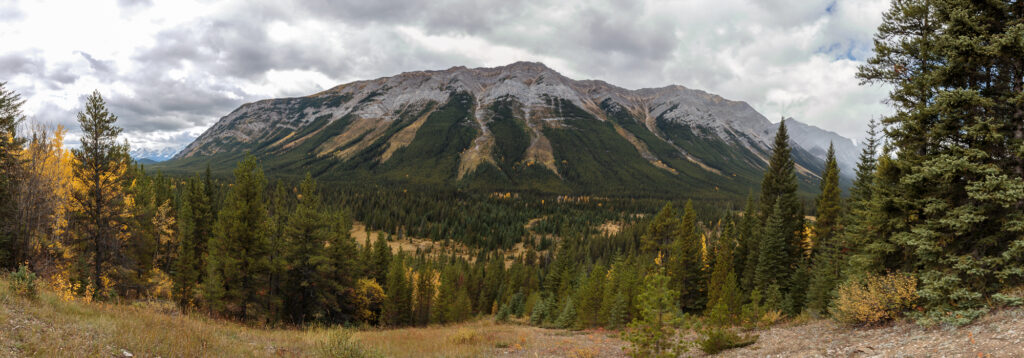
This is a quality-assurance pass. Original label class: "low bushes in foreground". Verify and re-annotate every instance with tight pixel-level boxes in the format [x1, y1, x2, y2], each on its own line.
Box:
[7, 264, 38, 299]
[830, 272, 917, 326]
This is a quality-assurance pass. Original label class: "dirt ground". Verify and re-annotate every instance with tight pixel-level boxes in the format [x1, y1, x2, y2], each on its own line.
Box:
[715, 308, 1024, 358]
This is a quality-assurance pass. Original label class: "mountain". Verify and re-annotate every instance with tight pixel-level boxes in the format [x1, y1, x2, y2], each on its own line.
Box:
[130, 146, 183, 162]
[158, 62, 858, 198]
[768, 118, 859, 176]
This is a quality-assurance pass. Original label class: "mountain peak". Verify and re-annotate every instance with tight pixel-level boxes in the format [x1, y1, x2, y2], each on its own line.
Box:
[500, 61, 554, 72]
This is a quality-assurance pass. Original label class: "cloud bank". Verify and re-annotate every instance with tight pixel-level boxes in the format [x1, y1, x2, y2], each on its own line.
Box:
[1, 0, 893, 151]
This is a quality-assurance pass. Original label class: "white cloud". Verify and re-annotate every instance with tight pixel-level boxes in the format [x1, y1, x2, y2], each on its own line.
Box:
[1, 0, 894, 151]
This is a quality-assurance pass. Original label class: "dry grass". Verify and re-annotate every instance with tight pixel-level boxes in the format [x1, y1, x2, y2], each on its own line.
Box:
[0, 276, 375, 357]
[353, 320, 626, 358]
[0, 276, 628, 357]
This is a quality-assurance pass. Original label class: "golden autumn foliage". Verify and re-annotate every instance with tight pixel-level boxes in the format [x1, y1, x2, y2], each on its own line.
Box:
[830, 272, 918, 326]
[354, 278, 386, 323]
[15, 124, 76, 275]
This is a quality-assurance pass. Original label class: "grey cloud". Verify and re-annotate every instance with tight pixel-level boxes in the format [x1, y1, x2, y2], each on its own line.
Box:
[30, 102, 80, 132]
[0, 2, 24, 21]
[77, 52, 114, 74]
[117, 0, 152, 7]
[45, 63, 78, 86]
[0, 53, 44, 79]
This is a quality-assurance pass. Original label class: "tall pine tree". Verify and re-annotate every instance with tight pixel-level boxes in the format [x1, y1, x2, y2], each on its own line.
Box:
[667, 200, 705, 312]
[0, 83, 26, 269]
[754, 120, 803, 308]
[70, 91, 132, 299]
[204, 155, 273, 321]
[806, 144, 842, 314]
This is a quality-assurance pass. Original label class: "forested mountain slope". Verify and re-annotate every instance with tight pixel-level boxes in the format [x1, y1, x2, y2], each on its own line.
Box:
[158, 62, 857, 198]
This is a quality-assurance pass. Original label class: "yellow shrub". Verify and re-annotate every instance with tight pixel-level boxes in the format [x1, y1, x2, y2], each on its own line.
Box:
[761, 310, 783, 326]
[568, 347, 598, 358]
[49, 271, 92, 303]
[830, 272, 917, 326]
[147, 268, 174, 301]
[446, 328, 480, 345]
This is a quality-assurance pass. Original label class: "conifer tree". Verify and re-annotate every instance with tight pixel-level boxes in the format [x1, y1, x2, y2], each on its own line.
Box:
[576, 263, 606, 327]
[642, 203, 680, 254]
[668, 200, 704, 312]
[413, 268, 435, 326]
[265, 181, 289, 323]
[857, 0, 1024, 324]
[759, 119, 803, 259]
[706, 222, 740, 316]
[842, 119, 880, 278]
[755, 198, 789, 294]
[381, 252, 413, 326]
[601, 257, 638, 328]
[806, 144, 842, 314]
[371, 234, 392, 285]
[553, 296, 577, 329]
[477, 255, 505, 314]
[282, 174, 357, 324]
[0, 83, 26, 269]
[174, 177, 201, 307]
[623, 261, 688, 358]
[70, 91, 132, 298]
[737, 195, 760, 294]
[204, 155, 273, 321]
[431, 265, 459, 324]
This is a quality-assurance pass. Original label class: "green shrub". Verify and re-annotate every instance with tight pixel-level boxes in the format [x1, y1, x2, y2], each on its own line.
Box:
[830, 272, 917, 326]
[696, 298, 758, 354]
[697, 327, 758, 354]
[496, 302, 512, 322]
[9, 264, 38, 299]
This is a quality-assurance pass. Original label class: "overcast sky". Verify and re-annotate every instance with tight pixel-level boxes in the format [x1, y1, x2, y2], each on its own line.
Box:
[1, 0, 893, 151]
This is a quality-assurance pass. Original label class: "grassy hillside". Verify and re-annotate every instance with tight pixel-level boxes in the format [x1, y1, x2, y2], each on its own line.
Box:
[0, 276, 625, 358]
[5, 275, 1022, 357]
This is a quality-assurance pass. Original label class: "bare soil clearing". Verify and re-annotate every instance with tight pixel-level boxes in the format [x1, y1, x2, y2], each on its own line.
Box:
[714, 309, 1024, 358]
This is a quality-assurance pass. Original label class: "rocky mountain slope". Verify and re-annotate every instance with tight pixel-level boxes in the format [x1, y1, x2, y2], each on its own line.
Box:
[159, 62, 858, 198]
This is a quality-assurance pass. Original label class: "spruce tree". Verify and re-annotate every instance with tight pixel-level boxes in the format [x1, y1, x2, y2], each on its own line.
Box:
[381, 252, 413, 326]
[759, 119, 803, 255]
[642, 203, 680, 254]
[281, 174, 357, 324]
[371, 234, 392, 285]
[755, 198, 789, 293]
[623, 264, 688, 358]
[668, 200, 704, 312]
[173, 177, 201, 307]
[0, 83, 26, 269]
[70, 91, 132, 298]
[806, 144, 843, 314]
[204, 155, 272, 321]
[576, 263, 606, 328]
[737, 194, 760, 294]
[755, 119, 804, 312]
[706, 221, 740, 316]
[842, 119, 881, 279]
[857, 0, 1024, 324]
[414, 268, 435, 326]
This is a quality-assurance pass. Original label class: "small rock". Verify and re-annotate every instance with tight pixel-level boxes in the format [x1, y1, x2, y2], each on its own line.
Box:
[121, 349, 133, 357]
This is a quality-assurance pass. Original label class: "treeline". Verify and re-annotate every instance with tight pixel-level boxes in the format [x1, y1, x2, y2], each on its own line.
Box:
[326, 184, 730, 251]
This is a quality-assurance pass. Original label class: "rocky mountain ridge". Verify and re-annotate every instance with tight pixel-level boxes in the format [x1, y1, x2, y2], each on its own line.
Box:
[165, 62, 858, 197]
